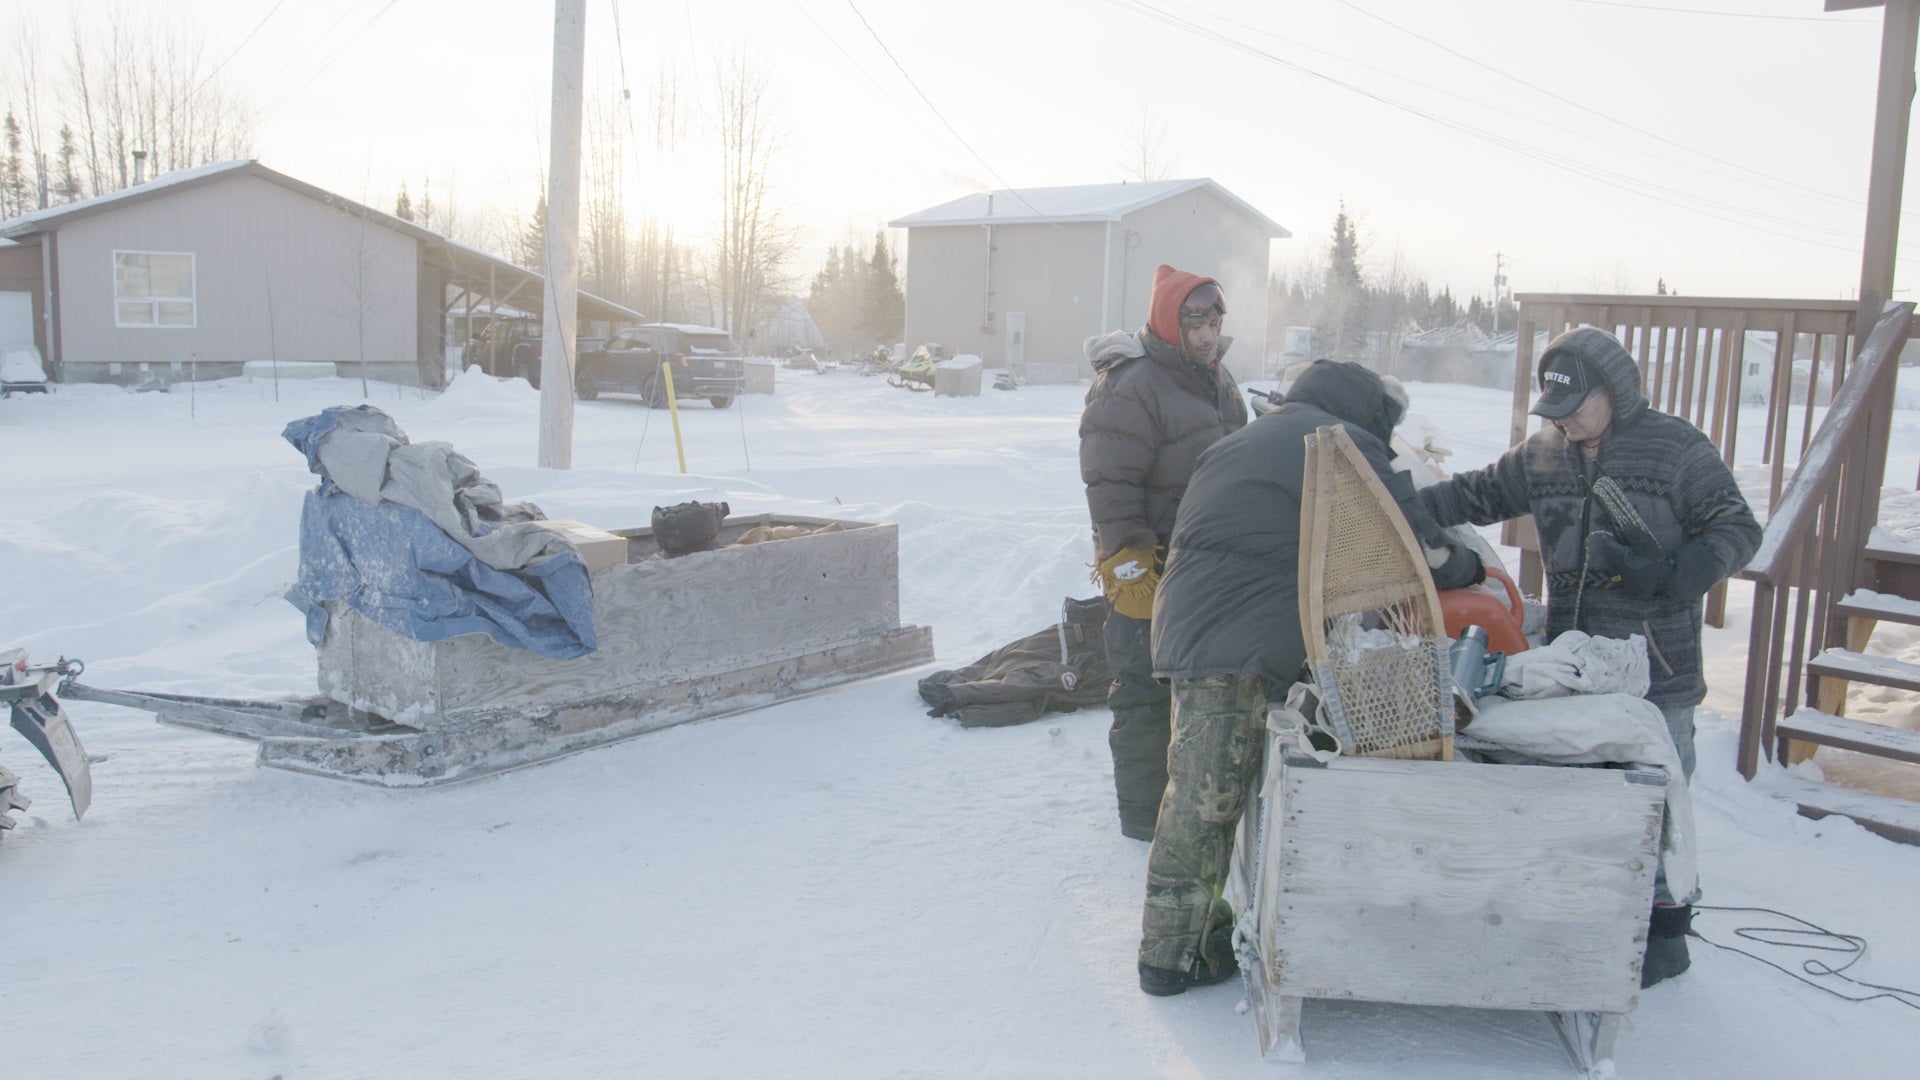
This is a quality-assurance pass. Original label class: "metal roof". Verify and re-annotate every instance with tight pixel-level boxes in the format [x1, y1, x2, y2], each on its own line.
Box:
[888, 177, 1290, 237]
[0, 160, 645, 324]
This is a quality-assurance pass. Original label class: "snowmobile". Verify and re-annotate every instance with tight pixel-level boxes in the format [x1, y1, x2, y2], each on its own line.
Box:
[888, 344, 942, 391]
[0, 649, 92, 843]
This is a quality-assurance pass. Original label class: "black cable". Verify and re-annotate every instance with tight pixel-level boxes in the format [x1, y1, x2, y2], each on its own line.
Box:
[195, 0, 291, 95]
[844, 0, 1066, 229]
[257, 0, 406, 120]
[1692, 903, 1920, 1010]
[1572, 0, 1877, 23]
[1103, 0, 1874, 256]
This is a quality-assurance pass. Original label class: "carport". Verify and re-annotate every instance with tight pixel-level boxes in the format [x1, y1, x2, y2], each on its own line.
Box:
[425, 238, 645, 381]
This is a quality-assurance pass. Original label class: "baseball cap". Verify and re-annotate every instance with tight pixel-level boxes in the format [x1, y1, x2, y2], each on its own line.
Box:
[1531, 351, 1598, 420]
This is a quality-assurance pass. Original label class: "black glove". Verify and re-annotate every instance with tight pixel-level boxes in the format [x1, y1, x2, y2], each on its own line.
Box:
[1586, 531, 1674, 599]
[1665, 540, 1724, 603]
[1427, 539, 1485, 591]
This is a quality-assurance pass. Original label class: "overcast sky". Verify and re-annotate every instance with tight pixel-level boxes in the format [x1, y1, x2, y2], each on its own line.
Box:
[3, 0, 1908, 306]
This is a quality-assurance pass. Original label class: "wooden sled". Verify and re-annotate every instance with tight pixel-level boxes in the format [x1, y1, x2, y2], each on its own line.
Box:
[68, 513, 933, 786]
[1230, 425, 1660, 1075]
[1229, 743, 1665, 1077]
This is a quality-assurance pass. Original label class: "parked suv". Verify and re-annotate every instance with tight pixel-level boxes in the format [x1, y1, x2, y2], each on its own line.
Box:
[463, 317, 543, 387]
[575, 323, 745, 408]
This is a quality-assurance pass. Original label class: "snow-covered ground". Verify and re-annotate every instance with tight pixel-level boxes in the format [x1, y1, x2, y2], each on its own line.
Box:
[3, 367, 1918, 1078]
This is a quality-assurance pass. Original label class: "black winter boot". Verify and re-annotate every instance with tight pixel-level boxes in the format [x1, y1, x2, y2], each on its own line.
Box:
[1139, 903, 1239, 996]
[1641, 903, 1692, 988]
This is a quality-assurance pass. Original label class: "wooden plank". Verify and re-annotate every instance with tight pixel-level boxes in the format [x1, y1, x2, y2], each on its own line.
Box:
[1512, 293, 1857, 315]
[1260, 756, 1660, 1015]
[1836, 588, 1920, 625]
[1864, 530, 1920, 565]
[1760, 772, 1920, 846]
[1807, 647, 1920, 692]
[1776, 708, 1920, 764]
[261, 624, 934, 786]
[1766, 314, 1796, 504]
[326, 519, 910, 719]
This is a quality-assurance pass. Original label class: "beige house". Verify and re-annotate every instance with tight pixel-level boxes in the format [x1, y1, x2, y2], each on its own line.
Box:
[888, 178, 1289, 383]
[0, 159, 639, 387]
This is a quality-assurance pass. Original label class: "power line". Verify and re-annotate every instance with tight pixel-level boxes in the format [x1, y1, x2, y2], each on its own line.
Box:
[1331, 0, 1875, 211]
[195, 0, 291, 96]
[241, 0, 377, 110]
[1102, 0, 1867, 255]
[844, 0, 1061, 226]
[1155, 0, 1874, 216]
[788, 2, 980, 178]
[256, 0, 407, 120]
[1571, 0, 1877, 23]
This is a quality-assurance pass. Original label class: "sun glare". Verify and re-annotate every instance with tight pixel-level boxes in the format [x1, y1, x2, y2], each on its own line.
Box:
[632, 152, 719, 239]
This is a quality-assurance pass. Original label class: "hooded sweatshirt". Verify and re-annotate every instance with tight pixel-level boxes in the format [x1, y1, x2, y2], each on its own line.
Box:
[1151, 359, 1473, 689]
[1419, 327, 1762, 708]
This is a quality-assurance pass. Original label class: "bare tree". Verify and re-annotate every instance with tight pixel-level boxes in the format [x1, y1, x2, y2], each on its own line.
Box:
[1115, 91, 1181, 182]
[334, 206, 387, 397]
[56, 7, 254, 198]
[581, 82, 630, 306]
[710, 45, 797, 345]
[634, 61, 695, 323]
[1585, 261, 1639, 294]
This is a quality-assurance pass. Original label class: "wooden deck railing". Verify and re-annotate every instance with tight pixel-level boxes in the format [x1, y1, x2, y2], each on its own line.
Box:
[1736, 302, 1913, 778]
[1503, 294, 1862, 622]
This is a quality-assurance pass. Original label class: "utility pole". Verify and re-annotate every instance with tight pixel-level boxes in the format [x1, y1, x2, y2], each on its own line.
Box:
[538, 0, 587, 469]
[1837, 0, 1918, 340]
[1492, 252, 1506, 335]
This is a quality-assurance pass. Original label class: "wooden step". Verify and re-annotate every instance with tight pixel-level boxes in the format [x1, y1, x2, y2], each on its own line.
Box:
[1776, 708, 1920, 765]
[1760, 773, 1920, 846]
[1806, 648, 1920, 693]
[1864, 529, 1920, 566]
[1836, 589, 1920, 627]
[1863, 530, 1920, 596]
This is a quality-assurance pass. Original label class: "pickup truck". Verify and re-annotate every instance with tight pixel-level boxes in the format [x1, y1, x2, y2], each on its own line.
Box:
[575, 323, 746, 408]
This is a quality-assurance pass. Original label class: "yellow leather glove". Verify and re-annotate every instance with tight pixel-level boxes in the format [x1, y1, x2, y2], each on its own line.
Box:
[1096, 546, 1161, 620]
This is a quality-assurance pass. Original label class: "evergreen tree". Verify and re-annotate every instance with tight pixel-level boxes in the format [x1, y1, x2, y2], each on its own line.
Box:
[802, 236, 886, 356]
[1, 112, 24, 219]
[1314, 204, 1368, 362]
[394, 183, 414, 222]
[861, 229, 905, 342]
[55, 124, 81, 203]
[518, 188, 547, 270]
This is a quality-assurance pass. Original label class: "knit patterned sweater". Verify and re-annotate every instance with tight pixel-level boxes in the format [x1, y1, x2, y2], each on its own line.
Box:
[1419, 328, 1762, 708]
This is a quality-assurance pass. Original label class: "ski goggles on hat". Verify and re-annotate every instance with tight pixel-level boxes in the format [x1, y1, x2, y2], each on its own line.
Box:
[1179, 281, 1226, 322]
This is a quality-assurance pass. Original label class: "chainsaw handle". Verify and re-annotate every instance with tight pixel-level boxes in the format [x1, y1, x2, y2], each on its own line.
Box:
[1484, 565, 1523, 621]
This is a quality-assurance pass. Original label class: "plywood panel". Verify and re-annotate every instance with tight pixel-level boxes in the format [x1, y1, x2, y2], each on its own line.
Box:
[1261, 756, 1661, 1014]
[321, 518, 913, 721]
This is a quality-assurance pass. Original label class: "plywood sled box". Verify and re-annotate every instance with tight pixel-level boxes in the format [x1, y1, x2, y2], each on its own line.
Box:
[1230, 745, 1666, 1078]
[117, 514, 932, 787]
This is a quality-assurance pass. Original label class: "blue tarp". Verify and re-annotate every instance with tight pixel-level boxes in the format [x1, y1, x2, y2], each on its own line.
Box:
[283, 406, 597, 659]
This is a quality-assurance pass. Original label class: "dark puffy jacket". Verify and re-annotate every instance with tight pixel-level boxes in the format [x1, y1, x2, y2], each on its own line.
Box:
[1079, 328, 1248, 556]
[1419, 327, 1762, 708]
[1151, 360, 1474, 690]
[917, 597, 1110, 728]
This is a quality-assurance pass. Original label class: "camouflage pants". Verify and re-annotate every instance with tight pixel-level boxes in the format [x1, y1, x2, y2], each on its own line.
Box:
[1139, 672, 1270, 973]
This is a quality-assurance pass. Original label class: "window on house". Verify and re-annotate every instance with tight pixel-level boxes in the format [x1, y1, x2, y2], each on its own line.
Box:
[113, 251, 195, 328]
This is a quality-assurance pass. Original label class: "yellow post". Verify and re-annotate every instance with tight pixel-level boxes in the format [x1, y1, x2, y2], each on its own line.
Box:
[663, 363, 687, 474]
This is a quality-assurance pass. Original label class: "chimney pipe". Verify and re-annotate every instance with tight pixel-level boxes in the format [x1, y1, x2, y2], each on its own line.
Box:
[132, 149, 148, 186]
